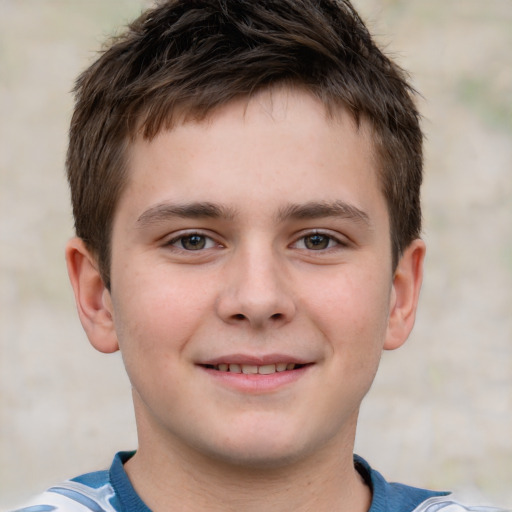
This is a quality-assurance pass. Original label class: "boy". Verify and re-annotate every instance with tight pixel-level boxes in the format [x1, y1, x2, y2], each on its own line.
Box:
[12, 1, 508, 511]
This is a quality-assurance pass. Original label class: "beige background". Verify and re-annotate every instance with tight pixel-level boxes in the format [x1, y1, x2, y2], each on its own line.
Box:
[1, 0, 511, 509]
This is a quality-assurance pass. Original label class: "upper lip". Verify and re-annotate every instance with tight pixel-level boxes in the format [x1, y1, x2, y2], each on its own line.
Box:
[198, 353, 312, 366]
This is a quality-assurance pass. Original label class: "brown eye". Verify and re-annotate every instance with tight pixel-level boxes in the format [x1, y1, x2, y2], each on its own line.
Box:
[303, 234, 331, 250]
[180, 235, 207, 250]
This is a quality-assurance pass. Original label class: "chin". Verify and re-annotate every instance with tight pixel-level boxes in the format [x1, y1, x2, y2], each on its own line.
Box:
[211, 447, 307, 470]
[199, 430, 318, 470]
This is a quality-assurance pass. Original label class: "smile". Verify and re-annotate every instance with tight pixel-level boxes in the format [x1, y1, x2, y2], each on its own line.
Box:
[202, 363, 306, 374]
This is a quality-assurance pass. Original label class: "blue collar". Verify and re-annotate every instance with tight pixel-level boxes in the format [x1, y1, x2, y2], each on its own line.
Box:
[108, 451, 448, 512]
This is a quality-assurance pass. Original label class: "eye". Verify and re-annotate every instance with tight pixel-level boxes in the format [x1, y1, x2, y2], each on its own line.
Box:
[294, 232, 343, 251]
[169, 233, 217, 251]
[303, 234, 331, 250]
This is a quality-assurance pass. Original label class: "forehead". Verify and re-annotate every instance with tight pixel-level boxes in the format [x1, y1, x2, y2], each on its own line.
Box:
[119, 88, 384, 225]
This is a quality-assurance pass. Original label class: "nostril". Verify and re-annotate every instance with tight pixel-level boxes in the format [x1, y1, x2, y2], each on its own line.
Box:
[270, 313, 284, 320]
[233, 313, 246, 321]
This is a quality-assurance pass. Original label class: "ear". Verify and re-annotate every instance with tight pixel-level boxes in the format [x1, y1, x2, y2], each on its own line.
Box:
[65, 237, 119, 354]
[384, 238, 426, 351]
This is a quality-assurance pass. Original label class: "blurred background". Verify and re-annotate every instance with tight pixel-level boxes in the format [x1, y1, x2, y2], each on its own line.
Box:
[0, 0, 511, 509]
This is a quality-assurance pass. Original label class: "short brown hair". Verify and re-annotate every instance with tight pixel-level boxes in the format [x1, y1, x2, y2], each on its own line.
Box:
[67, 0, 423, 289]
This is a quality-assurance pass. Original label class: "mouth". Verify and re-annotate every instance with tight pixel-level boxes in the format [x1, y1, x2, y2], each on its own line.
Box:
[200, 362, 309, 375]
[197, 357, 314, 392]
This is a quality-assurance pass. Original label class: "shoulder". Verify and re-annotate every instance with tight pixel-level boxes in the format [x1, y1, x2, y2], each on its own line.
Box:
[354, 455, 509, 512]
[381, 483, 509, 512]
[410, 495, 510, 512]
[8, 452, 143, 512]
[9, 470, 118, 512]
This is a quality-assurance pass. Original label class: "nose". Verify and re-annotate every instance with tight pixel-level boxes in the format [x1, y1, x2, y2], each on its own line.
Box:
[215, 244, 296, 329]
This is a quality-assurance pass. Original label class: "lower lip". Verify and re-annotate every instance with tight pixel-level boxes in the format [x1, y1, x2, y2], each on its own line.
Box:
[198, 365, 312, 393]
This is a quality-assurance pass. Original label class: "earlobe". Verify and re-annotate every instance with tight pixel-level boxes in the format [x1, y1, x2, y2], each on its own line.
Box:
[65, 237, 119, 354]
[383, 239, 426, 351]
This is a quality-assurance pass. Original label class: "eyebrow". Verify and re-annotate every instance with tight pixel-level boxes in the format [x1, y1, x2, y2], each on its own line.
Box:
[137, 201, 236, 226]
[276, 200, 372, 226]
[136, 199, 371, 228]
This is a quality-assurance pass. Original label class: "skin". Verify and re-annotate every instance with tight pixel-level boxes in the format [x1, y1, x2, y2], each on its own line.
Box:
[66, 87, 425, 512]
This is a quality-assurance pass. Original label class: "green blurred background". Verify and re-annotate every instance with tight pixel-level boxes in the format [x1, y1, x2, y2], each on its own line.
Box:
[1, 0, 511, 509]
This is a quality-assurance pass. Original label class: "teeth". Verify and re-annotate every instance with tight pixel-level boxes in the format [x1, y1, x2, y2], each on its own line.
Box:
[212, 363, 300, 374]
[258, 364, 276, 375]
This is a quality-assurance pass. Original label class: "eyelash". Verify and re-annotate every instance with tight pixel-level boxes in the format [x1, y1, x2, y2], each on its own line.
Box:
[165, 230, 347, 252]
[166, 232, 219, 251]
[292, 231, 348, 251]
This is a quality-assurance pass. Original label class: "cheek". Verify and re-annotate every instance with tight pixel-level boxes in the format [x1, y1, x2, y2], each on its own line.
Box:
[111, 286, 197, 404]
[111, 267, 213, 360]
[306, 267, 392, 352]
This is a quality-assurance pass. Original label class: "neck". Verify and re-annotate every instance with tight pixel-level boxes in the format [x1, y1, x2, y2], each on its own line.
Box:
[125, 418, 371, 512]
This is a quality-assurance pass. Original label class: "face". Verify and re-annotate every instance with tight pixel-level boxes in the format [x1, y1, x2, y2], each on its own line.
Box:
[81, 88, 422, 468]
